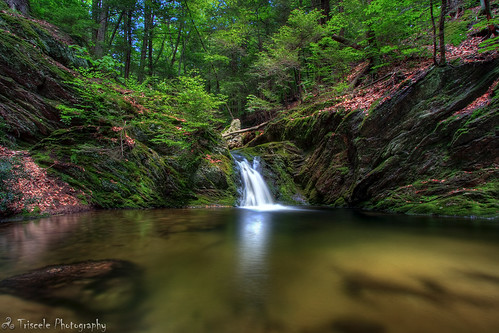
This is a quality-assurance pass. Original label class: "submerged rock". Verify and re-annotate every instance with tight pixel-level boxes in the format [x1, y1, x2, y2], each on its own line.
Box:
[0, 260, 143, 313]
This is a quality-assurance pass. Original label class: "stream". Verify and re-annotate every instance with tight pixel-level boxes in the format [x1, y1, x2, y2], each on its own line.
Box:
[0, 208, 499, 333]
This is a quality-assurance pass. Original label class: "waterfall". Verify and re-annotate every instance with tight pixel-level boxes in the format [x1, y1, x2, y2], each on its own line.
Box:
[234, 156, 275, 208]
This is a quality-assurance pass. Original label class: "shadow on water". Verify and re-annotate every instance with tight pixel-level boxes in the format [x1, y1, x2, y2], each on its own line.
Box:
[338, 267, 499, 308]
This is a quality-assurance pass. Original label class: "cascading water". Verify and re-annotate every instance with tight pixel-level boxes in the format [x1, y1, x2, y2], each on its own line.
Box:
[234, 157, 275, 208]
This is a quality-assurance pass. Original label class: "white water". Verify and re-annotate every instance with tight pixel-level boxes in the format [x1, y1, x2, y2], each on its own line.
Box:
[235, 157, 274, 207]
[235, 155, 299, 211]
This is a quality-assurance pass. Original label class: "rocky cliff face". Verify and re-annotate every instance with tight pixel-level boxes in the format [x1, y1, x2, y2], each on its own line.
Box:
[248, 60, 498, 217]
[0, 10, 85, 144]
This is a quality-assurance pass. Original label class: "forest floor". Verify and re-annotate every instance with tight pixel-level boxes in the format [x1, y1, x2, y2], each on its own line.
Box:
[331, 37, 498, 117]
[0, 145, 89, 220]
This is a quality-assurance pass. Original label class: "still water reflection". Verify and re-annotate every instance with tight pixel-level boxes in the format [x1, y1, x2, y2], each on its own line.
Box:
[236, 209, 272, 306]
[0, 208, 499, 333]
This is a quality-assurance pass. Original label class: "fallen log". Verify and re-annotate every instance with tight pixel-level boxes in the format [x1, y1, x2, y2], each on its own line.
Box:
[222, 121, 270, 138]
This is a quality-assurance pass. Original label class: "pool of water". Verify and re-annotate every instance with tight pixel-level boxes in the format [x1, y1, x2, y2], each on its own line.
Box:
[1, 208, 499, 333]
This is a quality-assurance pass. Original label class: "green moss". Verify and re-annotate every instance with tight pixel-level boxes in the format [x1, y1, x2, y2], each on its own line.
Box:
[0, 13, 41, 42]
[372, 176, 498, 218]
[0, 24, 70, 82]
[445, 10, 473, 46]
[30, 126, 193, 209]
[333, 197, 346, 207]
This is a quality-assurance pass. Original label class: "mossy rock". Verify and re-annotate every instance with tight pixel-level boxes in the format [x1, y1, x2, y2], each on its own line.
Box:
[31, 126, 191, 208]
[189, 153, 238, 206]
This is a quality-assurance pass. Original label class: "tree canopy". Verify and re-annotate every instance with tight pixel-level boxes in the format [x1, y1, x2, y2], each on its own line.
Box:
[19, 0, 497, 122]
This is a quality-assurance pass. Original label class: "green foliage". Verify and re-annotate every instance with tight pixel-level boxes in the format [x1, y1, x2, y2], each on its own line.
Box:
[58, 72, 123, 126]
[475, 18, 499, 52]
[479, 36, 499, 53]
[31, 0, 94, 40]
[168, 74, 226, 123]
[70, 45, 123, 75]
[246, 95, 278, 113]
[253, 9, 325, 103]
[445, 10, 474, 46]
[57, 105, 85, 125]
[307, 36, 363, 85]
[364, 0, 432, 60]
[0, 118, 12, 146]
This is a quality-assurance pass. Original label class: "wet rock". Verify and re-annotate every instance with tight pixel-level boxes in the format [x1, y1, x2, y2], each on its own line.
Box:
[0, 260, 143, 314]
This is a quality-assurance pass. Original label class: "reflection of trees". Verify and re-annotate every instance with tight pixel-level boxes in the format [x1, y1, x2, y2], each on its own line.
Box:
[0, 215, 82, 274]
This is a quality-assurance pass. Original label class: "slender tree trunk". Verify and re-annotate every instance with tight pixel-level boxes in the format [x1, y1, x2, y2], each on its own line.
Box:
[178, 36, 185, 75]
[124, 10, 133, 79]
[330, 34, 362, 50]
[138, 1, 152, 82]
[438, 0, 447, 66]
[338, 0, 345, 37]
[153, 32, 168, 67]
[92, 0, 101, 50]
[184, 1, 221, 92]
[94, 0, 108, 58]
[148, 14, 154, 76]
[108, 10, 124, 50]
[170, 20, 183, 67]
[430, 0, 438, 65]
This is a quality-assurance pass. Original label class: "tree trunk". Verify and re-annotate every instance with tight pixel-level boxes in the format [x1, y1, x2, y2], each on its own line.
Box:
[154, 32, 168, 67]
[320, 0, 331, 24]
[481, 0, 497, 37]
[184, 1, 221, 92]
[170, 20, 183, 68]
[338, 0, 345, 37]
[138, 1, 152, 82]
[92, 0, 101, 48]
[4, 0, 30, 15]
[438, 0, 447, 66]
[430, 0, 438, 65]
[94, 0, 108, 58]
[124, 10, 133, 79]
[148, 13, 154, 76]
[108, 10, 124, 50]
[330, 34, 362, 50]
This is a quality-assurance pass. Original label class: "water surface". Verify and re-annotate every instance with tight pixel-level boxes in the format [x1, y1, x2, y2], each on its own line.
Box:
[1, 208, 499, 333]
